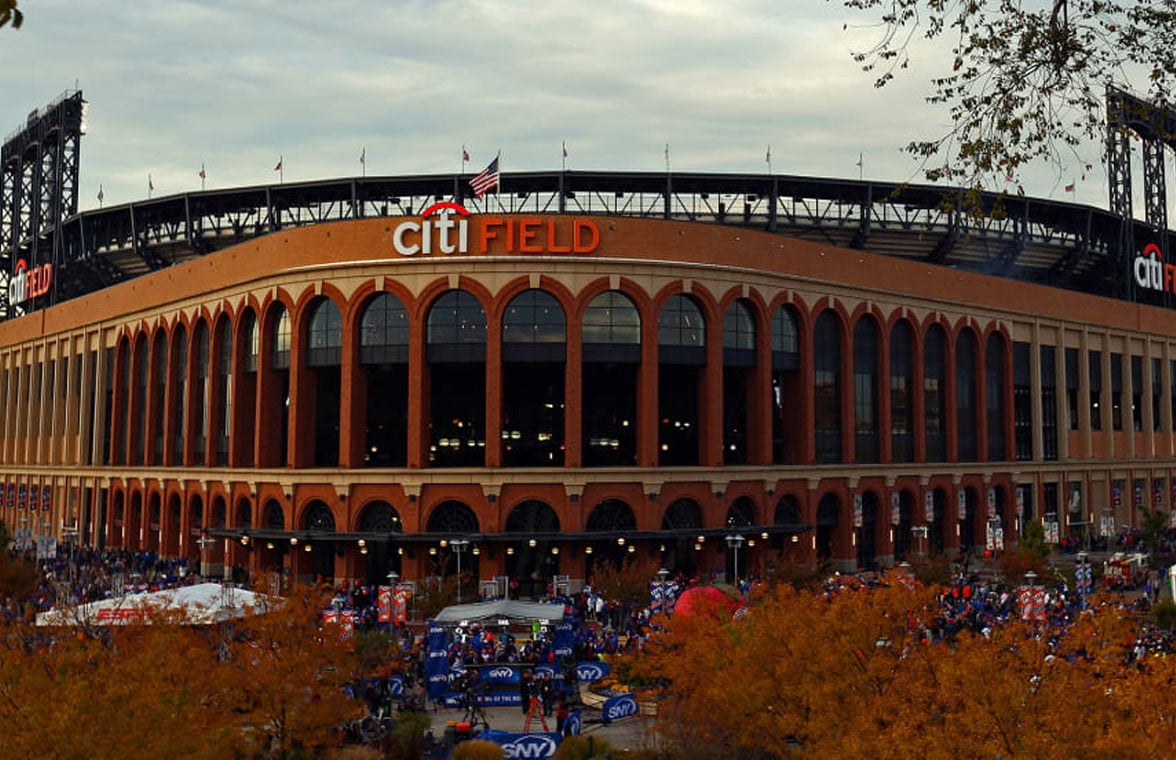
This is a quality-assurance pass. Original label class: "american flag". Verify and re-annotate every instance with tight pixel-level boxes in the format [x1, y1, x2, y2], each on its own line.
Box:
[469, 156, 500, 199]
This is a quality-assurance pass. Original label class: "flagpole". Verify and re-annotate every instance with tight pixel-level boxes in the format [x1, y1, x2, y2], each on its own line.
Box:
[562, 140, 567, 172]
[462, 145, 468, 175]
[665, 143, 670, 174]
[858, 152, 863, 182]
[360, 147, 366, 178]
[200, 162, 206, 192]
[495, 149, 502, 212]
[766, 144, 772, 175]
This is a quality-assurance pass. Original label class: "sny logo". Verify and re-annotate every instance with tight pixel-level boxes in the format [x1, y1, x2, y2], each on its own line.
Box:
[502, 734, 558, 759]
[604, 694, 639, 722]
[487, 667, 515, 680]
[576, 662, 608, 683]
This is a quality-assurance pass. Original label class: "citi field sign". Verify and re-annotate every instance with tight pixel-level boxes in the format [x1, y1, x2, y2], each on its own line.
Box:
[392, 202, 600, 257]
[8, 259, 52, 306]
[1134, 243, 1174, 294]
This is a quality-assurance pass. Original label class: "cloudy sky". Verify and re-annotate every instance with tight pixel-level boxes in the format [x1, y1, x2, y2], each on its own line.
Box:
[0, 0, 1110, 211]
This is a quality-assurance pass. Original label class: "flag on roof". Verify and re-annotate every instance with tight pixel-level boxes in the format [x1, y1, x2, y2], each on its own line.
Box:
[462, 146, 470, 162]
[198, 164, 206, 179]
[469, 156, 500, 199]
[1064, 182, 1075, 193]
[274, 156, 283, 172]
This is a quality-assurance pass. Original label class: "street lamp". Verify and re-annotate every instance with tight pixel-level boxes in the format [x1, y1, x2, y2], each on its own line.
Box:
[450, 539, 470, 603]
[726, 534, 745, 584]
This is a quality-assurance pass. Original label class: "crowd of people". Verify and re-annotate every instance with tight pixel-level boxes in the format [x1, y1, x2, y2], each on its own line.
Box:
[2, 545, 194, 621]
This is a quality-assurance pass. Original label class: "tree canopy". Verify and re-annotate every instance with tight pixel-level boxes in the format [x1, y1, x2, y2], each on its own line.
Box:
[842, 0, 1176, 188]
[635, 574, 1176, 758]
[0, 1, 20, 29]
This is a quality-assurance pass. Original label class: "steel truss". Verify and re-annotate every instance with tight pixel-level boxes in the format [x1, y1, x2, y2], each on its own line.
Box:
[10, 167, 1173, 321]
[0, 90, 84, 318]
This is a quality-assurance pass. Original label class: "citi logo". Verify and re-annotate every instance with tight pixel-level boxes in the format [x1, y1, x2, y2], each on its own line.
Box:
[1133, 243, 1175, 293]
[8, 259, 52, 306]
[392, 202, 600, 257]
[502, 734, 558, 759]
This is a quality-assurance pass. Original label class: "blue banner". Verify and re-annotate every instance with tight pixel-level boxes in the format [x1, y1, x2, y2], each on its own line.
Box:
[478, 730, 562, 758]
[564, 709, 582, 736]
[443, 691, 522, 708]
[552, 619, 574, 659]
[575, 660, 610, 684]
[425, 622, 450, 703]
[480, 664, 522, 685]
[601, 693, 639, 724]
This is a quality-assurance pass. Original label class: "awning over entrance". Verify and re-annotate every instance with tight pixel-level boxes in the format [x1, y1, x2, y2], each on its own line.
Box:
[433, 599, 567, 624]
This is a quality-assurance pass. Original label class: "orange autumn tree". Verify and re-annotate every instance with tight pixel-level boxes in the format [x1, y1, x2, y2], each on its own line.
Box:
[636, 575, 1176, 759]
[0, 585, 363, 758]
[216, 585, 364, 757]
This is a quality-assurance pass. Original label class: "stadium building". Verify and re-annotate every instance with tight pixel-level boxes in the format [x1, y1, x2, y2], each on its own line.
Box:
[3, 90, 1176, 589]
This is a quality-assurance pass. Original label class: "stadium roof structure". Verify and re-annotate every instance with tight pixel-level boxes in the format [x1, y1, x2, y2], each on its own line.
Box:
[9, 169, 1176, 320]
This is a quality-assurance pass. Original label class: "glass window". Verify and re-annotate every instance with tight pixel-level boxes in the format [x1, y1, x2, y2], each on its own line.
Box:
[503, 290, 566, 344]
[924, 325, 946, 462]
[723, 301, 755, 351]
[271, 306, 291, 370]
[890, 321, 913, 463]
[427, 290, 487, 345]
[814, 311, 841, 464]
[360, 292, 409, 363]
[657, 295, 705, 347]
[242, 311, 258, 373]
[582, 291, 640, 345]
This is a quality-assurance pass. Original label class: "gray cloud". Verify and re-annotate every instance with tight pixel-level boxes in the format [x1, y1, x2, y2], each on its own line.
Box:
[0, 0, 1108, 209]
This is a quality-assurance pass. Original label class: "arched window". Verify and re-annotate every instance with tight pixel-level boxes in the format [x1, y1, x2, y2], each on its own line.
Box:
[956, 329, 978, 461]
[302, 502, 337, 532]
[242, 310, 259, 373]
[427, 291, 487, 466]
[170, 325, 187, 464]
[361, 293, 410, 466]
[658, 295, 705, 350]
[659, 295, 706, 466]
[358, 501, 403, 533]
[360, 293, 409, 364]
[193, 321, 210, 463]
[924, 325, 947, 462]
[151, 331, 167, 464]
[723, 301, 756, 353]
[263, 500, 285, 530]
[853, 318, 879, 463]
[214, 318, 232, 465]
[814, 311, 842, 464]
[307, 299, 343, 366]
[890, 321, 914, 463]
[582, 291, 640, 466]
[986, 333, 1007, 461]
[583, 291, 640, 349]
[503, 290, 566, 346]
[502, 290, 566, 466]
[271, 305, 291, 370]
[427, 290, 487, 356]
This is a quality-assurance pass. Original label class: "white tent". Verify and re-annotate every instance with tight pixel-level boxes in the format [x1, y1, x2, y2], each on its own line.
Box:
[36, 583, 275, 627]
[432, 599, 567, 624]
